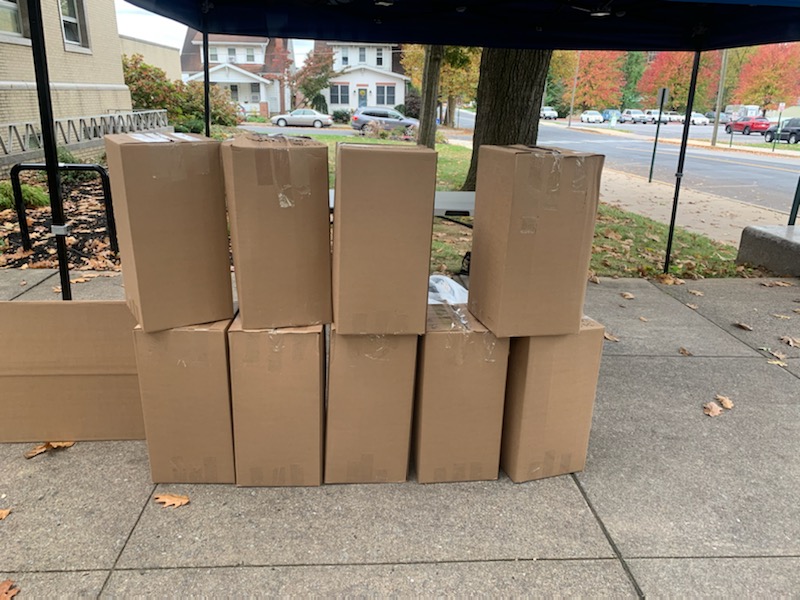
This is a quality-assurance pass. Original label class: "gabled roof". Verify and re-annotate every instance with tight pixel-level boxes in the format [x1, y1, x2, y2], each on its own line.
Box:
[337, 64, 410, 81]
[186, 62, 276, 84]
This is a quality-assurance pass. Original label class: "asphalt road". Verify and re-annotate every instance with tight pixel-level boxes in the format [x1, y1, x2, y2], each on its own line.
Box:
[537, 123, 800, 213]
[570, 120, 783, 147]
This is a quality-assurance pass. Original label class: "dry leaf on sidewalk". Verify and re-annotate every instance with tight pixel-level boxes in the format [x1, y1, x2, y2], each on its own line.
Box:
[703, 402, 723, 417]
[770, 350, 787, 361]
[639, 316, 649, 322]
[768, 359, 788, 367]
[588, 271, 600, 285]
[23, 441, 75, 459]
[761, 281, 794, 287]
[772, 314, 792, 320]
[792, 309, 800, 314]
[734, 322, 754, 331]
[780, 336, 799, 347]
[0, 580, 19, 599]
[688, 290, 704, 296]
[715, 394, 734, 410]
[686, 303, 699, 310]
[154, 494, 190, 508]
[604, 332, 620, 342]
[679, 347, 693, 356]
[656, 273, 685, 286]
[621, 292, 635, 299]
[0, 508, 11, 520]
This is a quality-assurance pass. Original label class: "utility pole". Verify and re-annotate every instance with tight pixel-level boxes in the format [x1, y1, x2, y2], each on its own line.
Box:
[567, 51, 581, 128]
[710, 48, 728, 147]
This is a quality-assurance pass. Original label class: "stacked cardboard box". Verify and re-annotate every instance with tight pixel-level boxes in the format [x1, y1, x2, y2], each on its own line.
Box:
[325, 144, 437, 484]
[468, 145, 606, 482]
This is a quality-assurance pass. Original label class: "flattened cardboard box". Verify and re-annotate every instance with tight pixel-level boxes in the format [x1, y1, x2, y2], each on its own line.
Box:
[333, 144, 436, 334]
[222, 135, 332, 329]
[414, 304, 510, 483]
[0, 302, 144, 442]
[105, 132, 233, 333]
[501, 318, 605, 483]
[468, 145, 604, 337]
[325, 330, 417, 483]
[134, 318, 235, 483]
[228, 317, 324, 486]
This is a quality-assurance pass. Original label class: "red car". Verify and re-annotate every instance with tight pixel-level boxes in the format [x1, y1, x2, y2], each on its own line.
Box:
[725, 116, 771, 135]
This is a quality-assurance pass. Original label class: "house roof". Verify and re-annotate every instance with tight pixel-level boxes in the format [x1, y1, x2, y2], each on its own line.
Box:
[190, 32, 269, 44]
[186, 63, 277, 84]
[336, 64, 410, 82]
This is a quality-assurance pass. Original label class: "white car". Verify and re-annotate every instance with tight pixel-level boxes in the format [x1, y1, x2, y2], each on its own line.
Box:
[580, 110, 603, 123]
[689, 112, 710, 125]
[540, 106, 559, 119]
[270, 108, 333, 128]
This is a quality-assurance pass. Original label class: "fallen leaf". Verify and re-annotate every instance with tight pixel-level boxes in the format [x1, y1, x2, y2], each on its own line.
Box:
[686, 303, 699, 310]
[793, 309, 800, 314]
[715, 394, 734, 409]
[589, 275, 600, 285]
[679, 347, 693, 356]
[688, 290, 704, 296]
[70, 277, 89, 284]
[604, 332, 620, 342]
[780, 336, 800, 347]
[19, 281, 26, 287]
[656, 273, 685, 286]
[621, 292, 635, 299]
[154, 494, 190, 508]
[703, 402, 723, 417]
[0, 580, 19, 599]
[770, 350, 788, 360]
[772, 314, 792, 320]
[0, 508, 10, 520]
[761, 280, 794, 287]
[23, 441, 75, 459]
[639, 316, 649, 322]
[768, 359, 788, 367]
[734, 322, 753, 331]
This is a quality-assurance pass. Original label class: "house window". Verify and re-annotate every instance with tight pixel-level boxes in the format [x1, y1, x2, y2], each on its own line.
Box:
[60, 0, 88, 47]
[246, 47, 255, 62]
[376, 48, 383, 66]
[209, 46, 218, 61]
[330, 84, 349, 105]
[228, 47, 237, 62]
[376, 85, 395, 106]
[358, 47, 366, 63]
[0, 0, 25, 35]
[250, 82, 259, 102]
[230, 84, 239, 102]
[341, 47, 348, 66]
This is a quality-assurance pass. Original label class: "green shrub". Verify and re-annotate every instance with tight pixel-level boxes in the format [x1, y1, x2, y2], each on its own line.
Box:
[173, 118, 206, 134]
[0, 180, 50, 210]
[245, 114, 268, 123]
[332, 109, 352, 124]
[394, 104, 406, 116]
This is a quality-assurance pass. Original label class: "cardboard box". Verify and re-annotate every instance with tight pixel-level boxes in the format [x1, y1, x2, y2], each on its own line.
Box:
[221, 135, 332, 329]
[228, 317, 324, 486]
[134, 318, 235, 483]
[414, 304, 510, 483]
[501, 318, 605, 483]
[0, 301, 144, 442]
[105, 132, 233, 332]
[468, 145, 604, 337]
[332, 144, 437, 334]
[325, 330, 417, 483]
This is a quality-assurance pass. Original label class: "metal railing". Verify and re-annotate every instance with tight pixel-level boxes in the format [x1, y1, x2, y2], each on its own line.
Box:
[0, 109, 168, 156]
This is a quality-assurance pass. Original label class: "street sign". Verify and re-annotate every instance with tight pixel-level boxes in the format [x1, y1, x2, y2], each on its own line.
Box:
[778, 102, 786, 112]
[657, 87, 669, 107]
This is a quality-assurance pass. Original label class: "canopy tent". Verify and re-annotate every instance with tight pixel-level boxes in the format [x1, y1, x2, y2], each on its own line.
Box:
[24, 0, 800, 298]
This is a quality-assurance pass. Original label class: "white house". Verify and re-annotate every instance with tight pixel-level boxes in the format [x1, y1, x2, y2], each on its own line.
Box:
[315, 41, 409, 112]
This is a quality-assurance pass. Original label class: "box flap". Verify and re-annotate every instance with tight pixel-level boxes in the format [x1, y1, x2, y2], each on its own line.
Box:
[425, 303, 487, 333]
[105, 132, 213, 145]
[228, 132, 325, 149]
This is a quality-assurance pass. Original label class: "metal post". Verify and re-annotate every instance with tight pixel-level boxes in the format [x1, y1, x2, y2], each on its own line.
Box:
[664, 51, 702, 274]
[28, 0, 71, 299]
[201, 9, 211, 138]
[789, 176, 800, 227]
[710, 48, 728, 147]
[567, 51, 581, 128]
[772, 110, 782, 152]
[10, 165, 32, 250]
[649, 88, 667, 183]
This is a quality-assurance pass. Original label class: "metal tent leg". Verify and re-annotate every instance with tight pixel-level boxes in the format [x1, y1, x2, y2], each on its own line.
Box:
[202, 11, 211, 138]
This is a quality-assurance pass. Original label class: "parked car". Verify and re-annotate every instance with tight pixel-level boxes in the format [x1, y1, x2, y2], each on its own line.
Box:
[706, 111, 731, 124]
[689, 112, 710, 125]
[644, 109, 669, 124]
[580, 110, 603, 123]
[725, 116, 771, 135]
[350, 106, 419, 131]
[620, 109, 646, 124]
[666, 111, 684, 123]
[270, 108, 333, 128]
[764, 117, 800, 144]
[602, 109, 621, 122]
[540, 106, 559, 119]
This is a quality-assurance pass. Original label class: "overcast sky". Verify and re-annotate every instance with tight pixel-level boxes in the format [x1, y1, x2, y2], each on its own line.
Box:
[114, 0, 314, 65]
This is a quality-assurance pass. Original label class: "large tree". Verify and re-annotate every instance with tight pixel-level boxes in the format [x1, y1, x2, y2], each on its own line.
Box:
[544, 50, 577, 115]
[733, 43, 800, 110]
[637, 51, 720, 112]
[417, 45, 445, 149]
[620, 51, 646, 109]
[461, 48, 552, 191]
[565, 50, 625, 112]
[292, 48, 338, 112]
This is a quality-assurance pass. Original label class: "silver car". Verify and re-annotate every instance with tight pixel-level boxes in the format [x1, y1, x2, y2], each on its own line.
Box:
[270, 109, 333, 128]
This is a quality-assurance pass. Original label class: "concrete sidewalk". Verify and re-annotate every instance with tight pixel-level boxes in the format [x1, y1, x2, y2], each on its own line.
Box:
[2, 270, 799, 596]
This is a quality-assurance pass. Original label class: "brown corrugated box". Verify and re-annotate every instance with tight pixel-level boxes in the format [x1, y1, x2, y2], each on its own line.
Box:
[105, 132, 233, 333]
[501, 318, 605, 483]
[228, 317, 324, 486]
[332, 144, 437, 334]
[468, 145, 604, 337]
[0, 301, 144, 442]
[221, 135, 332, 329]
[134, 317, 235, 483]
[414, 304, 510, 483]
[325, 329, 417, 483]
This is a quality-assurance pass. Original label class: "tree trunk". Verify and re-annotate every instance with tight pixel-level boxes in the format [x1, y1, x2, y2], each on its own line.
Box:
[446, 94, 456, 127]
[461, 48, 553, 190]
[418, 45, 444, 149]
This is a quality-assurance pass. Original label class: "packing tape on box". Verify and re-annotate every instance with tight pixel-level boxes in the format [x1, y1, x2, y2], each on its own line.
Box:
[254, 147, 312, 208]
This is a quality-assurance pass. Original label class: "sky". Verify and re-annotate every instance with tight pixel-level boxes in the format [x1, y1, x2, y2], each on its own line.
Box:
[114, 0, 313, 65]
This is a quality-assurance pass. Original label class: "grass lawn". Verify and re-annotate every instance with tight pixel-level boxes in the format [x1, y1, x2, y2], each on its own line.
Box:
[739, 141, 800, 152]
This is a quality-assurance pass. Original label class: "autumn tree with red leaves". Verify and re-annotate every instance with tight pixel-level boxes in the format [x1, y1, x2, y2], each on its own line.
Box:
[564, 51, 625, 112]
[637, 51, 720, 113]
[733, 43, 800, 110]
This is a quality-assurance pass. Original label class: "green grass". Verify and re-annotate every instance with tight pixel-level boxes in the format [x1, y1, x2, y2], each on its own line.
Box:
[0, 180, 50, 211]
[740, 141, 800, 152]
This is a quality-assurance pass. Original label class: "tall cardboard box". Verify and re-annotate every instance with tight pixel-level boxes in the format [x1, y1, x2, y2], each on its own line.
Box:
[468, 145, 604, 337]
[414, 304, 510, 483]
[333, 144, 436, 334]
[501, 318, 605, 483]
[0, 302, 144, 442]
[134, 318, 235, 483]
[222, 135, 332, 329]
[105, 132, 233, 332]
[228, 317, 325, 486]
[325, 330, 417, 483]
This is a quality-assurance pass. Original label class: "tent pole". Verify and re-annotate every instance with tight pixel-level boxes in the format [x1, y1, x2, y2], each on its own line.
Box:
[201, 8, 211, 138]
[664, 50, 701, 274]
[28, 0, 71, 300]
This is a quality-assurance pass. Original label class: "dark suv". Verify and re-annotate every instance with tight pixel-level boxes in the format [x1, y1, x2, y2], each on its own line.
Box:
[350, 107, 419, 132]
[764, 118, 800, 144]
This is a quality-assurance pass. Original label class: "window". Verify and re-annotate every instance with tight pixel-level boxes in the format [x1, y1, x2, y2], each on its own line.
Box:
[330, 84, 349, 105]
[60, 0, 88, 47]
[376, 48, 383, 66]
[0, 0, 24, 35]
[250, 83, 259, 102]
[358, 47, 366, 63]
[229, 84, 239, 102]
[228, 47, 236, 62]
[341, 47, 348, 66]
[246, 47, 255, 62]
[376, 85, 395, 106]
[209, 46, 218, 61]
